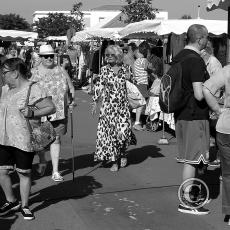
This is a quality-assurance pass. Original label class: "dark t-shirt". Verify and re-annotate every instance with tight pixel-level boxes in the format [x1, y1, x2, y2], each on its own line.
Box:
[174, 49, 210, 121]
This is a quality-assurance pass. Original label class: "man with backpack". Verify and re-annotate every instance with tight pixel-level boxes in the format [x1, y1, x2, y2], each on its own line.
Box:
[170, 24, 210, 215]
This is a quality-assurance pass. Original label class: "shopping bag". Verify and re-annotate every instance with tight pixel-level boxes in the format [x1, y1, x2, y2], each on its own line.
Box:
[126, 81, 146, 109]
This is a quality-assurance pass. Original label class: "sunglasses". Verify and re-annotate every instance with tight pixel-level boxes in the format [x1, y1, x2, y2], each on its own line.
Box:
[40, 55, 54, 59]
[105, 53, 116, 57]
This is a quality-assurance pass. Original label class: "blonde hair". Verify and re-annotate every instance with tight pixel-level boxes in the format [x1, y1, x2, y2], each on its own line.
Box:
[104, 45, 124, 65]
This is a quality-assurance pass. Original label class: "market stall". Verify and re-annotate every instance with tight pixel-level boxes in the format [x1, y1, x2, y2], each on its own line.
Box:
[207, 0, 230, 64]
[0, 30, 38, 41]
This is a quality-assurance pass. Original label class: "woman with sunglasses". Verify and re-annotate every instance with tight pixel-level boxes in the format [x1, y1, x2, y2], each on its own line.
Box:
[0, 58, 55, 220]
[92, 45, 136, 172]
[30, 45, 75, 182]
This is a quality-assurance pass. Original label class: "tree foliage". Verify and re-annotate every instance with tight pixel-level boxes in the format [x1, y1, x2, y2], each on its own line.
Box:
[0, 13, 31, 31]
[34, 1, 84, 38]
[121, 0, 158, 23]
[181, 14, 192, 19]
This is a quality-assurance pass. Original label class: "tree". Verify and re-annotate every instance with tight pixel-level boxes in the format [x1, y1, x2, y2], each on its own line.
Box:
[121, 0, 158, 23]
[181, 14, 192, 19]
[0, 13, 31, 31]
[34, 1, 84, 38]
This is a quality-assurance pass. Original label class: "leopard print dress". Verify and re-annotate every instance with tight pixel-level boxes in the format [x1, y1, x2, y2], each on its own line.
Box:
[93, 64, 136, 162]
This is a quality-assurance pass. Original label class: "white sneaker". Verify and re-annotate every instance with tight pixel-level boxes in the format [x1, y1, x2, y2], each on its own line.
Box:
[52, 172, 64, 182]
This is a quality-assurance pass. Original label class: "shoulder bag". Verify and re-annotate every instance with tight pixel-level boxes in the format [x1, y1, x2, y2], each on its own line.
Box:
[25, 83, 56, 152]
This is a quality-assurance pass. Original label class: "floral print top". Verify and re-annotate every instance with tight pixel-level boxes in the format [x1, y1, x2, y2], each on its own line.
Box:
[0, 84, 47, 152]
[31, 65, 68, 121]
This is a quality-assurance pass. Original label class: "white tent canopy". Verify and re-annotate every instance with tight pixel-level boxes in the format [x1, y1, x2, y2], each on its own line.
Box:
[119, 19, 227, 39]
[45, 36, 67, 41]
[0, 30, 38, 41]
[71, 28, 122, 42]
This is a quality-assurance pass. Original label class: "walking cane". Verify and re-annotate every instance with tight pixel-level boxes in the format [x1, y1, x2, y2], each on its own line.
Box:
[70, 104, 75, 181]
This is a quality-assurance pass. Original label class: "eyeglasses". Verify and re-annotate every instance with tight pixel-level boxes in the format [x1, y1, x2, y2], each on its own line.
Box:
[40, 55, 54, 59]
[1, 69, 12, 76]
[105, 54, 116, 57]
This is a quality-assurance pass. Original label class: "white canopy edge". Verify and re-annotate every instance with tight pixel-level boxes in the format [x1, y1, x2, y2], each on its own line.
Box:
[119, 19, 227, 39]
[0, 30, 38, 39]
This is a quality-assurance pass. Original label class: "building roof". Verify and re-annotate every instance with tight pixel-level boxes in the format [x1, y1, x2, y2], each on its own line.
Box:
[101, 12, 128, 28]
[90, 5, 124, 11]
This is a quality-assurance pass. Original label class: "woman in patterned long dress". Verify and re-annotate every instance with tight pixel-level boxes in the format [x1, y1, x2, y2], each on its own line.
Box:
[92, 45, 136, 172]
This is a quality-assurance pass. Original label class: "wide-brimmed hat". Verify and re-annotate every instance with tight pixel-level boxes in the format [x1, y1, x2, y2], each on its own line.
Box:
[39, 44, 55, 55]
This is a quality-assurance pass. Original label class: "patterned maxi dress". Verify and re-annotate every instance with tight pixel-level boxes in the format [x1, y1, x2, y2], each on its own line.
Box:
[93, 64, 135, 162]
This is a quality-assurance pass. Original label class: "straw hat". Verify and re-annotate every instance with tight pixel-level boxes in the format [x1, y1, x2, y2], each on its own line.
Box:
[39, 44, 55, 55]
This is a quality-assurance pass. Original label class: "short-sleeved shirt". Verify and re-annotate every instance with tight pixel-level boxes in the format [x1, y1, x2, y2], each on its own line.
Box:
[0, 83, 47, 152]
[203, 65, 230, 134]
[31, 65, 68, 121]
[133, 57, 148, 85]
[174, 48, 210, 121]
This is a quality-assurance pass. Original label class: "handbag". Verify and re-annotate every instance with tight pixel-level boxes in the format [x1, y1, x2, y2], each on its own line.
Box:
[149, 78, 161, 96]
[25, 83, 56, 151]
[126, 80, 146, 109]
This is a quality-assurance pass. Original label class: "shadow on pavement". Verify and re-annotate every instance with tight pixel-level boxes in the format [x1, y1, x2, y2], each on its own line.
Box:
[127, 144, 164, 165]
[0, 215, 18, 230]
[30, 175, 102, 213]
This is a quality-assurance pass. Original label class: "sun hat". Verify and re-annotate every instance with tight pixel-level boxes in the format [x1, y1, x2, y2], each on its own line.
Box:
[39, 44, 55, 55]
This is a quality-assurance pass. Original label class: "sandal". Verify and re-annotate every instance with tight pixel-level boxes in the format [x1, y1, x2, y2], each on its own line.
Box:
[120, 158, 127, 168]
[110, 163, 119, 172]
[52, 172, 64, 182]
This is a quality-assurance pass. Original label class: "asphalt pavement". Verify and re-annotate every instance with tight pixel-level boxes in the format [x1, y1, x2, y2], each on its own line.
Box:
[0, 90, 227, 230]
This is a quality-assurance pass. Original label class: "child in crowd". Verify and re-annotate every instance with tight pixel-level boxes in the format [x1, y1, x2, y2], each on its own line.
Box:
[133, 41, 150, 131]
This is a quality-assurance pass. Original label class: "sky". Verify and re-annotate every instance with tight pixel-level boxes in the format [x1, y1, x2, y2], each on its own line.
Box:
[0, 0, 227, 23]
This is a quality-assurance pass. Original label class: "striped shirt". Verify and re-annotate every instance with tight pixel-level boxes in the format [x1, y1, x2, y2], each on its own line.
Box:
[134, 58, 148, 85]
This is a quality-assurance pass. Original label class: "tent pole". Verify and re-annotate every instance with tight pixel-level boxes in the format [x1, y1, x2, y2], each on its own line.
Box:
[158, 35, 169, 145]
[227, 7, 230, 65]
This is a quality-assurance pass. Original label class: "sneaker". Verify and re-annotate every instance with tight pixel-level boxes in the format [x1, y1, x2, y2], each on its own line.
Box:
[21, 206, 35, 220]
[178, 204, 210, 215]
[0, 200, 21, 216]
[52, 172, 64, 182]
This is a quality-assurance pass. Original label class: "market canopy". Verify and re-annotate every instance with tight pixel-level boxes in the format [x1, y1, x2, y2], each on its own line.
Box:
[71, 28, 122, 42]
[119, 19, 227, 39]
[207, 0, 230, 11]
[0, 30, 38, 41]
[45, 36, 67, 41]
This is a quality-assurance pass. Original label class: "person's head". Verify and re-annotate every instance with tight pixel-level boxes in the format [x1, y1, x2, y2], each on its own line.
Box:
[128, 42, 137, 53]
[1, 58, 29, 88]
[39, 44, 55, 68]
[187, 24, 209, 51]
[138, 41, 150, 58]
[104, 45, 123, 66]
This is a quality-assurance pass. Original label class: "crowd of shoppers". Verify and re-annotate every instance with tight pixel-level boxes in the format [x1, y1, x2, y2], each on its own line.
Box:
[0, 24, 229, 226]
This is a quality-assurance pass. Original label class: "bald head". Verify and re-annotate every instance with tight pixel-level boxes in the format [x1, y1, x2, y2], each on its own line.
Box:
[187, 24, 208, 44]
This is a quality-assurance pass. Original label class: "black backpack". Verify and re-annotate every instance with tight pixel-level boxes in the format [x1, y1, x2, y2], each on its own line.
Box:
[159, 54, 198, 113]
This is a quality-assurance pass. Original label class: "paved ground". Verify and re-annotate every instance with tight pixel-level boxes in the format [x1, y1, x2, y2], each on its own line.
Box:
[0, 90, 227, 230]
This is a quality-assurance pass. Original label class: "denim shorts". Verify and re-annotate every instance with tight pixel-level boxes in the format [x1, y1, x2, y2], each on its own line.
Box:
[0, 145, 35, 173]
